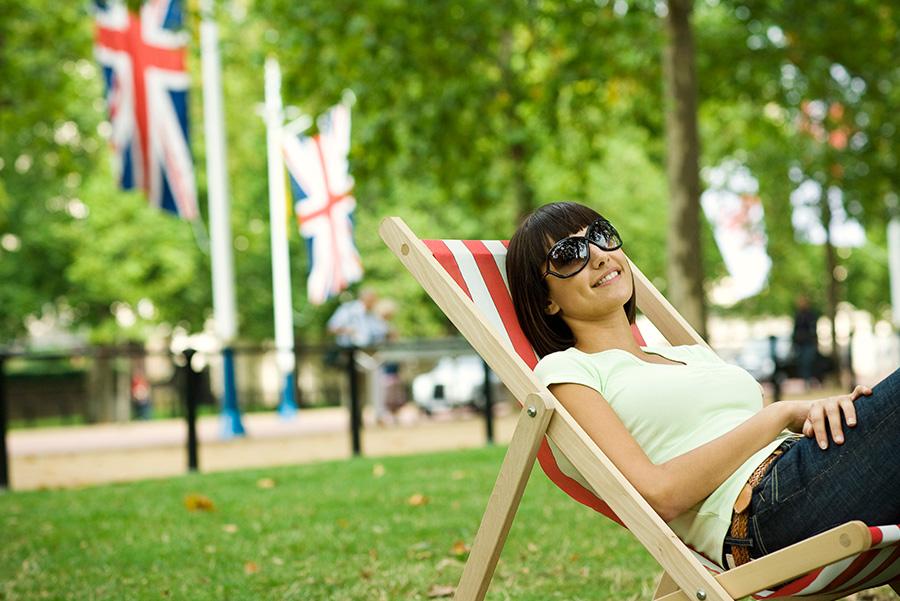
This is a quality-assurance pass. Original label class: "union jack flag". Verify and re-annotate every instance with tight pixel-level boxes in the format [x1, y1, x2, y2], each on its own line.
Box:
[283, 104, 363, 305]
[94, 0, 198, 219]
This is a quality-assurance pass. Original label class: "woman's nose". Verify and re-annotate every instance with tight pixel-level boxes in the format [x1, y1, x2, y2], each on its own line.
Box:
[589, 243, 608, 268]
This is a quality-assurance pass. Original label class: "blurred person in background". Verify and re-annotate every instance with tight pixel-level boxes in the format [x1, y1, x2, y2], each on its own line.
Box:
[131, 360, 152, 420]
[327, 287, 388, 349]
[327, 287, 390, 421]
[792, 294, 820, 391]
[375, 299, 407, 424]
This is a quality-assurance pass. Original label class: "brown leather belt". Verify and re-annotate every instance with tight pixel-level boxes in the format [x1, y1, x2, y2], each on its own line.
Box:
[728, 447, 785, 567]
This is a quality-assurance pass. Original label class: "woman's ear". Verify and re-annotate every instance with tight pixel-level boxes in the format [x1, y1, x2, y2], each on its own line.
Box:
[544, 298, 560, 316]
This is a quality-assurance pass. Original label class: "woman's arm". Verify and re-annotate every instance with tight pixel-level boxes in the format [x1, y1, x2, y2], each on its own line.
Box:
[550, 382, 873, 522]
[549, 382, 791, 522]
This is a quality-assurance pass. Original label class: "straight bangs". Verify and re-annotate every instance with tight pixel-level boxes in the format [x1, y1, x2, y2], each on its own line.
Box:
[513, 202, 602, 283]
[533, 204, 603, 254]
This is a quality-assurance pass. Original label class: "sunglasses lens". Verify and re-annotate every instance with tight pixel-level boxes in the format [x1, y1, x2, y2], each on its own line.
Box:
[544, 219, 622, 278]
[548, 239, 589, 276]
[588, 220, 622, 250]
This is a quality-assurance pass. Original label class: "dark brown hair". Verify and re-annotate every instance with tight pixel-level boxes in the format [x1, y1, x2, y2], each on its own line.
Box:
[506, 202, 637, 358]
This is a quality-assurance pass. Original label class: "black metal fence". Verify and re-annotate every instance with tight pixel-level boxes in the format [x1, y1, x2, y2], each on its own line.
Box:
[0, 338, 507, 490]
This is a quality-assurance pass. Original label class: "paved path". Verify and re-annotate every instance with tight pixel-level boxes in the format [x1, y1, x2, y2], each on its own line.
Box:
[5, 378, 877, 492]
[6, 405, 518, 491]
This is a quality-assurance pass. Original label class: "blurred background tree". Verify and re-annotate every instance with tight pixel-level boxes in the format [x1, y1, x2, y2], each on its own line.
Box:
[0, 1, 210, 343]
[1, 0, 896, 347]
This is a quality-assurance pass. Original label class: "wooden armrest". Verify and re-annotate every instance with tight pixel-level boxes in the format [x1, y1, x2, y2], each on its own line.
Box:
[655, 521, 872, 601]
[719, 521, 871, 598]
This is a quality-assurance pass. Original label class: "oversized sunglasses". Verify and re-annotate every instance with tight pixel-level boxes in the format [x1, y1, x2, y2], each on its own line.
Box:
[543, 218, 623, 279]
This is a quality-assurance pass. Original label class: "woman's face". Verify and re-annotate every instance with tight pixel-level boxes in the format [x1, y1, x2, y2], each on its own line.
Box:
[542, 224, 634, 324]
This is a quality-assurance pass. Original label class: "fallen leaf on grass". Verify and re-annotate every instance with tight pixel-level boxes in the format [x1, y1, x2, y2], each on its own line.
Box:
[450, 540, 470, 556]
[222, 524, 238, 534]
[372, 463, 386, 478]
[256, 478, 276, 489]
[427, 584, 455, 598]
[244, 561, 259, 575]
[184, 494, 215, 512]
[407, 493, 429, 506]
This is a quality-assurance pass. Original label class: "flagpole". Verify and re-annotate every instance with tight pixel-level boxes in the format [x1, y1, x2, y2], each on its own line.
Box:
[200, 0, 244, 437]
[264, 56, 297, 418]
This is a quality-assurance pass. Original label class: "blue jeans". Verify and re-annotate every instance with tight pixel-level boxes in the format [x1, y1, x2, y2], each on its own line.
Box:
[745, 367, 900, 559]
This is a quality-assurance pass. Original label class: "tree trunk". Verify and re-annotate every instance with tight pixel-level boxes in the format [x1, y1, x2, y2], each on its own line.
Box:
[663, 0, 707, 339]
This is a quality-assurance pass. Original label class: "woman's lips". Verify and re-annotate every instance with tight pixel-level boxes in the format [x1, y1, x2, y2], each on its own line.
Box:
[593, 270, 621, 287]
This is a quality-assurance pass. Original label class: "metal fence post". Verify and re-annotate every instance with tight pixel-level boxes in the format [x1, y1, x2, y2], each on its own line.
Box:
[482, 358, 494, 445]
[347, 346, 362, 456]
[183, 349, 199, 472]
[0, 354, 8, 490]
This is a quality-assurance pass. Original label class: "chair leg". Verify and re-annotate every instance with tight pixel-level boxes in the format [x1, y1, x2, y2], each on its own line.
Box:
[454, 396, 554, 601]
[653, 572, 679, 600]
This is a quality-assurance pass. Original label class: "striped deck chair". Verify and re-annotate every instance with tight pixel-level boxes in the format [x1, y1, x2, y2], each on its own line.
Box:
[379, 217, 900, 601]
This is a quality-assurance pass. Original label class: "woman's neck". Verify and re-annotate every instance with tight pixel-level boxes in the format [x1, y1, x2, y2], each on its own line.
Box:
[570, 316, 643, 355]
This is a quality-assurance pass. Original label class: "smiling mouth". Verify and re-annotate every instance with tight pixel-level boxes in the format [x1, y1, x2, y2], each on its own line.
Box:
[593, 270, 621, 287]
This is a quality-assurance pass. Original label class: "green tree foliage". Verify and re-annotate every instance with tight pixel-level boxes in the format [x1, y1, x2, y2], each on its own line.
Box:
[697, 0, 899, 320]
[0, 2, 101, 339]
[2, 0, 897, 346]
[253, 0, 682, 338]
[0, 0, 215, 343]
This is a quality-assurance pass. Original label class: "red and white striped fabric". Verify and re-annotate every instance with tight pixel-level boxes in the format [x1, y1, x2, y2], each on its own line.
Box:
[424, 238, 900, 597]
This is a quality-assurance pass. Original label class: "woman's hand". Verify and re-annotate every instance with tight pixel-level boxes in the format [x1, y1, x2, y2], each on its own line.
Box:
[782, 385, 872, 449]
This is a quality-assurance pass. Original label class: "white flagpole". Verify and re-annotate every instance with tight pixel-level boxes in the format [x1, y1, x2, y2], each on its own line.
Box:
[200, 0, 244, 437]
[264, 56, 297, 418]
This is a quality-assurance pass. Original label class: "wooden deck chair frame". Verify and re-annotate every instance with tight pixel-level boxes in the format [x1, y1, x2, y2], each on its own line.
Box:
[380, 217, 900, 601]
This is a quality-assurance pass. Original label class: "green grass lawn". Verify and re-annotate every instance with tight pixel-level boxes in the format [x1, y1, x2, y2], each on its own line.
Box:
[0, 446, 659, 600]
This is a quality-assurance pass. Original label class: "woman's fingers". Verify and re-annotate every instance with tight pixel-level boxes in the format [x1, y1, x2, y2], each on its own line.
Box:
[825, 401, 844, 444]
[849, 385, 872, 401]
[808, 404, 829, 449]
[809, 394, 860, 449]
[840, 396, 857, 428]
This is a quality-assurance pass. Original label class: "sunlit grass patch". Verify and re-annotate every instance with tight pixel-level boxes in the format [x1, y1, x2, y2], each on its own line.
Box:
[1, 446, 658, 600]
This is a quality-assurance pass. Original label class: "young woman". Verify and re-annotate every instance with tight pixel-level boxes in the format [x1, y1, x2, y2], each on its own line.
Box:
[506, 201, 900, 568]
